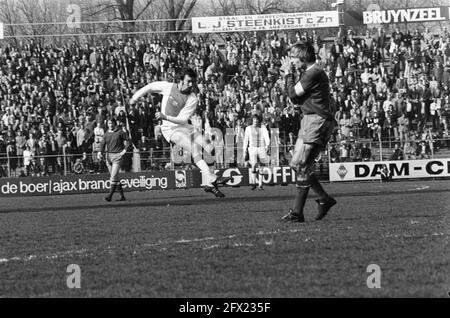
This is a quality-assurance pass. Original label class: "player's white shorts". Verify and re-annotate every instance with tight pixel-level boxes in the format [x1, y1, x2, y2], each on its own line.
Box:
[161, 125, 194, 143]
[248, 147, 268, 166]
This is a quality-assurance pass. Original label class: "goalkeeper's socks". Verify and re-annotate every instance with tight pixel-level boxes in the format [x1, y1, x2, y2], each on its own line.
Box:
[310, 174, 328, 202]
[293, 185, 310, 216]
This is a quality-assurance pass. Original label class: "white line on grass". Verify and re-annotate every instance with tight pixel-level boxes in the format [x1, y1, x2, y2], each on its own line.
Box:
[1, 229, 448, 265]
[0, 228, 316, 264]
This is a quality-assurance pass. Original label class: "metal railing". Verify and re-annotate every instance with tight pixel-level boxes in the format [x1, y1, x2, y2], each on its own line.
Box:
[0, 145, 285, 178]
[327, 138, 450, 163]
[2, 138, 449, 178]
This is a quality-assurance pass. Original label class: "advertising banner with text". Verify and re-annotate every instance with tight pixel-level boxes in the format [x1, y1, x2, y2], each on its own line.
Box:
[191, 166, 298, 188]
[329, 159, 450, 182]
[0, 171, 186, 197]
[344, 6, 450, 26]
[192, 11, 339, 33]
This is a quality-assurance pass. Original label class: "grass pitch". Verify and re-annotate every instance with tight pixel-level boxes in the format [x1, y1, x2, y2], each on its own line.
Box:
[0, 180, 449, 297]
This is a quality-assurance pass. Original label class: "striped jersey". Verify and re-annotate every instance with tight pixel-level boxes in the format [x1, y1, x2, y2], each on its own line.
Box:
[243, 125, 270, 148]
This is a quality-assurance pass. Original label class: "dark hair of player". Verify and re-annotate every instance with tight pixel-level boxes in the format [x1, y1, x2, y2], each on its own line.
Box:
[179, 67, 197, 81]
[288, 41, 316, 63]
[252, 114, 262, 124]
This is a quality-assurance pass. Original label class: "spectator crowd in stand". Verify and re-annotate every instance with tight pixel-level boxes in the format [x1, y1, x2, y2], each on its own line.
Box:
[1, 25, 450, 176]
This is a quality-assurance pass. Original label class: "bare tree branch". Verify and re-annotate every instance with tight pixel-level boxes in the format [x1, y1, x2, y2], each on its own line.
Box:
[135, 0, 155, 20]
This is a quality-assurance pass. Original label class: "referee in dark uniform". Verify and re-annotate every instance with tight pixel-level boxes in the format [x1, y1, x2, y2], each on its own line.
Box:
[98, 118, 129, 202]
[280, 41, 337, 223]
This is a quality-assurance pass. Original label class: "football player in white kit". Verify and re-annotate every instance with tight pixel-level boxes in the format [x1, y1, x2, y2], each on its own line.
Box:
[129, 68, 231, 197]
[243, 115, 270, 190]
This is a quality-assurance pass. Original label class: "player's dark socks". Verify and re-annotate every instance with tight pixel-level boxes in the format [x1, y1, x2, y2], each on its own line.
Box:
[212, 176, 232, 186]
[292, 186, 310, 217]
[116, 183, 126, 200]
[105, 184, 117, 201]
[309, 174, 328, 202]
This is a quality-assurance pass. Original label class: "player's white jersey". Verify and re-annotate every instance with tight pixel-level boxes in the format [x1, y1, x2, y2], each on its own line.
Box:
[133, 81, 198, 130]
[243, 125, 270, 149]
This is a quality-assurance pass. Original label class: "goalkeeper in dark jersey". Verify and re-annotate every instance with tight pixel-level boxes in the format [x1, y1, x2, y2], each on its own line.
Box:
[280, 41, 337, 223]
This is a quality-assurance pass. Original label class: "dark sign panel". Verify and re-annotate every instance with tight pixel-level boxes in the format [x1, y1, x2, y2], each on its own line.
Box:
[0, 171, 178, 197]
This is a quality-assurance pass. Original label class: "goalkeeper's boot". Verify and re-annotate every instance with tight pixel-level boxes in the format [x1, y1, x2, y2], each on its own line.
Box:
[251, 184, 258, 191]
[204, 186, 225, 198]
[280, 209, 305, 223]
[315, 196, 337, 221]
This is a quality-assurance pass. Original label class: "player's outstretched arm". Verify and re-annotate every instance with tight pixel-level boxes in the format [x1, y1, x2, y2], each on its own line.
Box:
[130, 82, 168, 104]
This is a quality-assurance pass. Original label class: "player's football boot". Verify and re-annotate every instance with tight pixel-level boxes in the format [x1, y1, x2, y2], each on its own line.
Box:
[281, 209, 305, 223]
[257, 186, 264, 191]
[212, 176, 233, 187]
[204, 186, 225, 198]
[104, 196, 112, 202]
[251, 184, 258, 190]
[315, 197, 337, 220]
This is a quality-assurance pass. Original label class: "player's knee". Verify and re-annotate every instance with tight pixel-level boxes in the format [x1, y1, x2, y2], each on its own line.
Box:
[291, 144, 314, 167]
[192, 154, 202, 164]
[296, 167, 313, 188]
[296, 180, 311, 188]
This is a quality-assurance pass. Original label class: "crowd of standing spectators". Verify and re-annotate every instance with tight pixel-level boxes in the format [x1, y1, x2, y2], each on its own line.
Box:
[1, 24, 450, 176]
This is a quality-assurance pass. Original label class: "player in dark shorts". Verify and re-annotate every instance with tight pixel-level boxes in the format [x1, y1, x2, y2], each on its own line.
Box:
[280, 41, 337, 223]
[98, 118, 129, 202]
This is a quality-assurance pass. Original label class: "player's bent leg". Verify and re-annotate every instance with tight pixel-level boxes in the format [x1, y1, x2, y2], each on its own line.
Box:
[304, 144, 336, 221]
[171, 131, 227, 197]
[192, 131, 232, 187]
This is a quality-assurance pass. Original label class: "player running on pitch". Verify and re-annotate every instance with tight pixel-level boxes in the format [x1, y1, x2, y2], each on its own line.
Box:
[243, 115, 270, 190]
[129, 68, 231, 197]
[280, 41, 337, 222]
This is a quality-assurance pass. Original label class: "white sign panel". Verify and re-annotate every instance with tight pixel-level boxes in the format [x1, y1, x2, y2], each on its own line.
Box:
[363, 7, 449, 24]
[329, 159, 450, 182]
[192, 11, 339, 34]
[0, 23, 4, 40]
